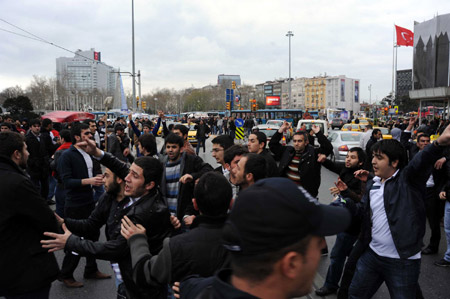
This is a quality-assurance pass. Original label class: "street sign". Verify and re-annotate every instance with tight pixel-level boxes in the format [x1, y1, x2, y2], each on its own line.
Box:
[394, 106, 399, 114]
[235, 127, 244, 139]
[235, 118, 244, 128]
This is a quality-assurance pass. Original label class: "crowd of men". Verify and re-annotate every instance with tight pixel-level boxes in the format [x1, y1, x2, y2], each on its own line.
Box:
[1, 111, 450, 299]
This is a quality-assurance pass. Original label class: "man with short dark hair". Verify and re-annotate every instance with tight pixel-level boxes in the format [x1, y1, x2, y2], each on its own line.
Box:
[172, 124, 196, 156]
[57, 123, 109, 288]
[0, 131, 59, 299]
[1, 122, 11, 132]
[42, 139, 172, 299]
[26, 119, 52, 203]
[180, 178, 351, 298]
[223, 144, 249, 197]
[231, 153, 267, 190]
[270, 121, 332, 198]
[138, 133, 158, 157]
[348, 124, 450, 298]
[247, 131, 278, 177]
[121, 172, 232, 289]
[161, 133, 213, 230]
[211, 134, 234, 174]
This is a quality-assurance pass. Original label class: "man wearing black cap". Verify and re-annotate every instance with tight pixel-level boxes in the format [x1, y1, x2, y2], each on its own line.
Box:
[180, 177, 351, 298]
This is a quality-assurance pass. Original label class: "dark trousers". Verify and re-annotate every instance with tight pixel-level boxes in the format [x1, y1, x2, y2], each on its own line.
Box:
[196, 138, 206, 154]
[425, 187, 445, 250]
[5, 284, 51, 299]
[31, 175, 49, 200]
[324, 232, 358, 290]
[349, 248, 420, 299]
[60, 203, 99, 279]
[55, 184, 67, 217]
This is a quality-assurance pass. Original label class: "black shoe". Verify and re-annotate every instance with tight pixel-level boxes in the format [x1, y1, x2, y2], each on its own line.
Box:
[422, 247, 438, 255]
[434, 259, 450, 267]
[47, 199, 56, 205]
[315, 286, 337, 296]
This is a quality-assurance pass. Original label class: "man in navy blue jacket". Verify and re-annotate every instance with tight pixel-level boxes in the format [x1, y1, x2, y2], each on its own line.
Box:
[57, 123, 110, 288]
[348, 123, 450, 298]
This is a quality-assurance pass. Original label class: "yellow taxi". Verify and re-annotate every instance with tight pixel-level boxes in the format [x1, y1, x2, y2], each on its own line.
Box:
[341, 124, 364, 132]
[184, 123, 198, 146]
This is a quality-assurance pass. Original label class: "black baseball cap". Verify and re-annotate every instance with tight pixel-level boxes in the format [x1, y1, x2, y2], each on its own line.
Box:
[222, 177, 351, 255]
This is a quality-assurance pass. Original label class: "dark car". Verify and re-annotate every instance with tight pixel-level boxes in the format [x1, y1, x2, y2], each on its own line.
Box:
[331, 118, 345, 130]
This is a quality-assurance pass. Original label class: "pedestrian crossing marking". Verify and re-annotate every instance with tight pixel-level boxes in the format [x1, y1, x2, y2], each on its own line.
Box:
[235, 127, 244, 139]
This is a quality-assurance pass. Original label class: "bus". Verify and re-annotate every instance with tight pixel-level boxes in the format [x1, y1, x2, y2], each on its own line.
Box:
[230, 109, 312, 126]
[419, 106, 444, 119]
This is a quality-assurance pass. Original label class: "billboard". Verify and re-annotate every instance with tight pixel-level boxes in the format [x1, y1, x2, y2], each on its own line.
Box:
[355, 81, 359, 103]
[266, 96, 280, 106]
[413, 14, 450, 89]
[94, 51, 101, 61]
[340, 79, 345, 102]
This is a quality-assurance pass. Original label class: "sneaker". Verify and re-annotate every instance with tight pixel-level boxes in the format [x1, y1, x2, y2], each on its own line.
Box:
[434, 259, 450, 267]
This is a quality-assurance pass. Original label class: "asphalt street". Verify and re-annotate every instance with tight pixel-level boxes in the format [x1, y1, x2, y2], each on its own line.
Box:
[5, 135, 449, 299]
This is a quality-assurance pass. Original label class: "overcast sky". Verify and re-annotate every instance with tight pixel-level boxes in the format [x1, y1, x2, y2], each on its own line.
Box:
[1, 0, 449, 103]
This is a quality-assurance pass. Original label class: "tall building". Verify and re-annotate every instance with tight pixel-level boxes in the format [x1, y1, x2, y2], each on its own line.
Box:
[410, 14, 450, 111]
[56, 48, 116, 98]
[285, 77, 307, 109]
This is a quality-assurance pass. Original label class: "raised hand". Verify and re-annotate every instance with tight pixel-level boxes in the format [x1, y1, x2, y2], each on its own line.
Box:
[437, 123, 450, 146]
[335, 178, 348, 191]
[311, 124, 321, 135]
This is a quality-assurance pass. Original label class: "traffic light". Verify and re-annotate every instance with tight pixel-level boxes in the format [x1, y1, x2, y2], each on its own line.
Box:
[256, 103, 259, 110]
[226, 102, 231, 110]
[142, 101, 147, 110]
[384, 107, 388, 115]
[232, 81, 236, 89]
[251, 104, 256, 112]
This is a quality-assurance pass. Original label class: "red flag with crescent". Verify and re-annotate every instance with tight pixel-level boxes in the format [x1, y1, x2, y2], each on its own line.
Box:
[395, 25, 414, 47]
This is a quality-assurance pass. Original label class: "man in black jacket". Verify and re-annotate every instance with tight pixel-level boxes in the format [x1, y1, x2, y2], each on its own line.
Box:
[348, 124, 450, 298]
[160, 133, 213, 231]
[315, 147, 366, 296]
[179, 178, 351, 299]
[26, 119, 51, 203]
[269, 121, 332, 198]
[247, 131, 278, 177]
[121, 172, 231, 290]
[42, 140, 172, 299]
[0, 131, 59, 299]
[57, 123, 109, 288]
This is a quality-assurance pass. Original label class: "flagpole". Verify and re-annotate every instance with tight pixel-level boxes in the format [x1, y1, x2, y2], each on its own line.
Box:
[392, 25, 396, 98]
[394, 44, 398, 102]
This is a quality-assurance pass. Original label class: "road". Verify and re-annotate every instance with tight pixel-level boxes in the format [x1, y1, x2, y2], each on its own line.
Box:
[7, 135, 448, 299]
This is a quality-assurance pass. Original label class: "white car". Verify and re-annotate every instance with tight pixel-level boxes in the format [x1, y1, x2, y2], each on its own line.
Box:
[252, 124, 288, 146]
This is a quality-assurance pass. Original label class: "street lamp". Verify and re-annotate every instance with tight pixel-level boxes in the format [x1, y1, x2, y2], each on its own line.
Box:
[368, 84, 372, 104]
[131, 0, 137, 110]
[286, 30, 294, 105]
[154, 97, 158, 114]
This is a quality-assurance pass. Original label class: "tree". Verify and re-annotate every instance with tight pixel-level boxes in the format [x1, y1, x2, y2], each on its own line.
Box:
[3, 95, 38, 119]
[0, 86, 25, 105]
[27, 75, 52, 110]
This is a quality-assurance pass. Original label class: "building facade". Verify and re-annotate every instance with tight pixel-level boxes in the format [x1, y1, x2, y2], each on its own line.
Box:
[396, 69, 413, 99]
[56, 49, 116, 99]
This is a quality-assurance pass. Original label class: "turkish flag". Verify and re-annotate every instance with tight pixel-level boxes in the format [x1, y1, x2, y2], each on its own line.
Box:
[395, 25, 414, 47]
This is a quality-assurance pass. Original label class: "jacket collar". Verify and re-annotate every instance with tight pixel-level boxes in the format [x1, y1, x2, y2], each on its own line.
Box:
[212, 269, 260, 299]
[0, 155, 27, 176]
[191, 214, 228, 229]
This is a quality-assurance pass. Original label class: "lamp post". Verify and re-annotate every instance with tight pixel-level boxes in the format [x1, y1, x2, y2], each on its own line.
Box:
[131, 0, 137, 110]
[368, 84, 372, 104]
[286, 30, 294, 105]
[154, 97, 158, 114]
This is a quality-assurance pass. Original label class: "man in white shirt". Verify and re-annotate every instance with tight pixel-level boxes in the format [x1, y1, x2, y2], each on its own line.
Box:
[359, 124, 373, 150]
[348, 123, 450, 298]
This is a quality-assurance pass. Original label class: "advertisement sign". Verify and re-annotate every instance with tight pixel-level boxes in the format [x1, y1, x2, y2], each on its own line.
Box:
[266, 96, 280, 106]
[340, 79, 345, 102]
[94, 51, 101, 61]
[355, 81, 359, 103]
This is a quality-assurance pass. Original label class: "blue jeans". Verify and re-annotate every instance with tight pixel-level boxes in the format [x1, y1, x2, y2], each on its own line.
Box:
[47, 175, 57, 200]
[196, 138, 206, 155]
[349, 248, 420, 299]
[444, 201, 450, 262]
[55, 185, 67, 217]
[324, 232, 358, 290]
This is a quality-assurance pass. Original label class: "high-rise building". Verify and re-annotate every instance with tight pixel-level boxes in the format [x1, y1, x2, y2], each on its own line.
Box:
[56, 48, 116, 99]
